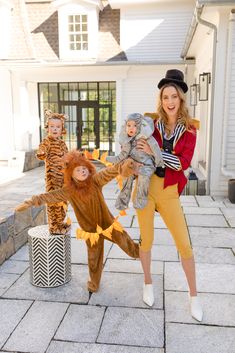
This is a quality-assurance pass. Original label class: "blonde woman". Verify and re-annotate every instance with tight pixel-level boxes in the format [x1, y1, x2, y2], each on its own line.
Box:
[136, 69, 203, 322]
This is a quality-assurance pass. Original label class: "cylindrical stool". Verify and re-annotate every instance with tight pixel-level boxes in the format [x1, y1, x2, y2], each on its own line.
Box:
[28, 225, 71, 287]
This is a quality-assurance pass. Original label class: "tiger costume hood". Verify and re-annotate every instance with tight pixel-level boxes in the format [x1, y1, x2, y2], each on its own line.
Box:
[44, 109, 67, 135]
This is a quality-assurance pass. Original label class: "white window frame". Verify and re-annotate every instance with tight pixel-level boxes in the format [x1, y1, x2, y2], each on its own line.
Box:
[58, 3, 99, 60]
[68, 14, 88, 51]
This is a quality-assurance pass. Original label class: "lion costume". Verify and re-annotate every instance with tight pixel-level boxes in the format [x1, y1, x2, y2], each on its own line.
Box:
[16, 151, 139, 292]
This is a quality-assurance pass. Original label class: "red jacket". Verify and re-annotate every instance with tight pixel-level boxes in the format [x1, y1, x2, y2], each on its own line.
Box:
[152, 120, 197, 194]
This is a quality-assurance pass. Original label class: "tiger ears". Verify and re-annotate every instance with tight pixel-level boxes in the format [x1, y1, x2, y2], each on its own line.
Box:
[44, 110, 67, 122]
[44, 109, 53, 119]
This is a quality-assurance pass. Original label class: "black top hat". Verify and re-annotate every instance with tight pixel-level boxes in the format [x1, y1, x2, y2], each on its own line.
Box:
[158, 69, 188, 93]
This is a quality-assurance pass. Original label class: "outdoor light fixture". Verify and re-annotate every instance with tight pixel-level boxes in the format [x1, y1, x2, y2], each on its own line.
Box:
[199, 72, 211, 101]
[190, 83, 198, 106]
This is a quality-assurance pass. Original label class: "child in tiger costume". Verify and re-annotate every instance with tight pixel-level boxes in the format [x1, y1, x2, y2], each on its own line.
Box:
[16, 151, 139, 292]
[36, 110, 70, 235]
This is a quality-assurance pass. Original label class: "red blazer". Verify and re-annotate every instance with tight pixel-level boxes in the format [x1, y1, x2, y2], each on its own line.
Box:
[152, 120, 197, 194]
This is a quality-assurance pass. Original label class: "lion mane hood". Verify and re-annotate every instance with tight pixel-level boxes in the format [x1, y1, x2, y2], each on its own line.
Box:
[63, 151, 96, 196]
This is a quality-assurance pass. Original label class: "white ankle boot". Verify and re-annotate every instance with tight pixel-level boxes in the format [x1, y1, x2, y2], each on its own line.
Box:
[143, 284, 154, 307]
[189, 295, 203, 322]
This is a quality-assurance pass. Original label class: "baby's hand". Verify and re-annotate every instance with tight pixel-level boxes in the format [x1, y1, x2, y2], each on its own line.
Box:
[15, 200, 33, 212]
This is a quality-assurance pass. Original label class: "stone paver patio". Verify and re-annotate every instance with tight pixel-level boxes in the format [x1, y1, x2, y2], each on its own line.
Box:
[0, 166, 235, 353]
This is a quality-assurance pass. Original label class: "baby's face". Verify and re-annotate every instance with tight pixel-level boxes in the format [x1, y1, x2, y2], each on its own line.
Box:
[72, 166, 89, 181]
[48, 118, 63, 138]
[126, 120, 137, 137]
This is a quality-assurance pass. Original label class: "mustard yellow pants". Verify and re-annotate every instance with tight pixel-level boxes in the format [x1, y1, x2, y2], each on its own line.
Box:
[134, 174, 193, 259]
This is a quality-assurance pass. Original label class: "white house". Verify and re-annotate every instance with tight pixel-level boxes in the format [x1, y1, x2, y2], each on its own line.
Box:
[0, 0, 234, 196]
[181, 0, 235, 196]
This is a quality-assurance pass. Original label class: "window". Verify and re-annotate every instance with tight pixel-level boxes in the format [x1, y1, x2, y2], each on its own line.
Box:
[57, 3, 99, 60]
[68, 14, 88, 51]
[38, 82, 116, 153]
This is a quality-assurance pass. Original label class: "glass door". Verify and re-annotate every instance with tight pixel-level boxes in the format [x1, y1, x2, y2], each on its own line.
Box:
[77, 102, 99, 150]
[39, 81, 116, 153]
[61, 104, 77, 150]
[61, 102, 99, 150]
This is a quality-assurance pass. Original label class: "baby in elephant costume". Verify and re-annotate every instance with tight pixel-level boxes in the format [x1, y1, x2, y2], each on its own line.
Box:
[107, 113, 163, 210]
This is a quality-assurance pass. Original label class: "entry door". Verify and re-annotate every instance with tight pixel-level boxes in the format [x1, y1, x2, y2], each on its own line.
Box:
[77, 102, 99, 150]
[60, 104, 77, 150]
[61, 102, 99, 150]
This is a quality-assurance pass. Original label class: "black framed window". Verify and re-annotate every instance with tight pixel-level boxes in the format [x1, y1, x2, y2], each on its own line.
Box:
[38, 81, 116, 153]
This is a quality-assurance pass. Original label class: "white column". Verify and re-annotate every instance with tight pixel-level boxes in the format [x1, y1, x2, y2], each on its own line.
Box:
[0, 68, 14, 160]
[115, 78, 124, 154]
[0, 1, 13, 59]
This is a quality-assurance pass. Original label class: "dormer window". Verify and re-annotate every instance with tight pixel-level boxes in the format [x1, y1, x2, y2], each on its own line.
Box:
[68, 14, 88, 51]
[54, 0, 103, 60]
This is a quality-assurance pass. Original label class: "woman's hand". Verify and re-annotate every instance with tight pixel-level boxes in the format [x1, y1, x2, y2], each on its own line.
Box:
[136, 139, 153, 155]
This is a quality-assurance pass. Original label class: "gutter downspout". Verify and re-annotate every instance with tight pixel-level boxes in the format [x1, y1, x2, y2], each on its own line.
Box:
[195, 2, 217, 195]
[181, 6, 203, 59]
[221, 11, 235, 179]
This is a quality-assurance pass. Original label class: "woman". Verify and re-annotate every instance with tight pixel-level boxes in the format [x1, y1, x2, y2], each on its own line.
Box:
[135, 69, 203, 322]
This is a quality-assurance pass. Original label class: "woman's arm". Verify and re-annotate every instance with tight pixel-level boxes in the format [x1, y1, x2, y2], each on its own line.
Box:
[174, 131, 197, 171]
[161, 131, 197, 171]
[137, 131, 196, 171]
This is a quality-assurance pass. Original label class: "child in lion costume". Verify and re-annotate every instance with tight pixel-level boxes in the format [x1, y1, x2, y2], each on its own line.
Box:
[16, 151, 139, 292]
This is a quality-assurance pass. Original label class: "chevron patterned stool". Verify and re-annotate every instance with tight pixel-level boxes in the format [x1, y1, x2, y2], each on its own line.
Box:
[28, 225, 71, 287]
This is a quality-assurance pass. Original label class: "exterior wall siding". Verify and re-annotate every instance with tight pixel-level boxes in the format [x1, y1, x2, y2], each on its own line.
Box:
[212, 14, 235, 196]
[209, 11, 230, 196]
[190, 33, 213, 174]
[98, 5, 126, 61]
[226, 20, 235, 170]
[188, 9, 235, 196]
[120, 64, 193, 118]
[120, 4, 194, 62]
[27, 3, 59, 59]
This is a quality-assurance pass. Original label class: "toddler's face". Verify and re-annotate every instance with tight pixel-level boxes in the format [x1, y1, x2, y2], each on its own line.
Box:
[72, 166, 89, 181]
[48, 118, 63, 138]
[126, 120, 137, 137]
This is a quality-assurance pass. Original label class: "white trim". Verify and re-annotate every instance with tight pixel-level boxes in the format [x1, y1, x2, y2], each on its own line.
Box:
[53, 0, 103, 10]
[58, 3, 99, 60]
[0, 0, 14, 9]
[221, 12, 235, 179]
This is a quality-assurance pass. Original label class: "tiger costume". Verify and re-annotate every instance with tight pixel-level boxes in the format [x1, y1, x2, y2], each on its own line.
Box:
[36, 110, 70, 235]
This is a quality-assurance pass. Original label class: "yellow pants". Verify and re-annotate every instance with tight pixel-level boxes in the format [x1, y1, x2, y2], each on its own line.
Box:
[134, 174, 193, 259]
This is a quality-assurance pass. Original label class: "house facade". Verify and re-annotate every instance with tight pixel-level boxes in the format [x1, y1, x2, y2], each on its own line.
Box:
[0, 0, 234, 196]
[181, 0, 235, 196]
